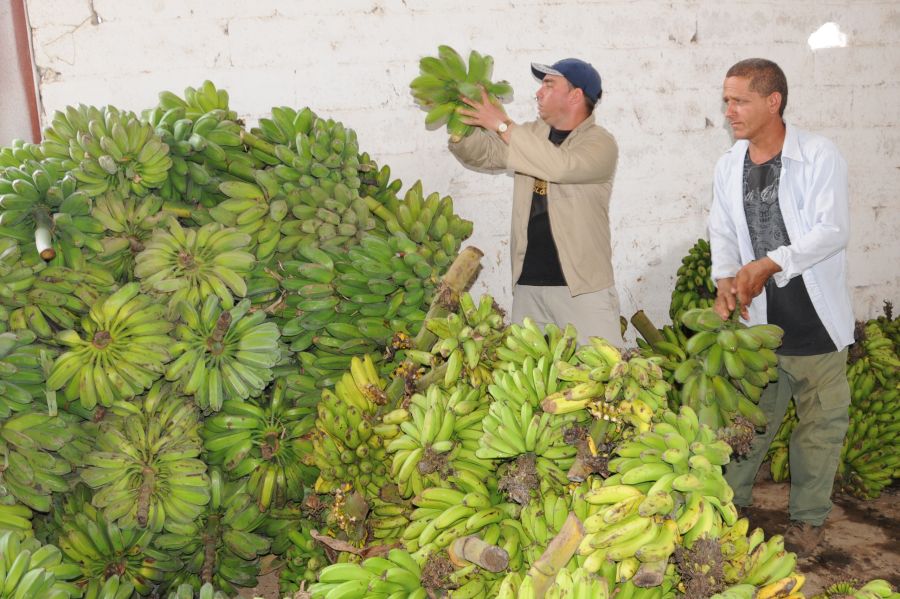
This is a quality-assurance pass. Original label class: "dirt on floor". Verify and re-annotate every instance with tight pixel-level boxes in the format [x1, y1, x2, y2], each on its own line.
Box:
[240, 477, 900, 599]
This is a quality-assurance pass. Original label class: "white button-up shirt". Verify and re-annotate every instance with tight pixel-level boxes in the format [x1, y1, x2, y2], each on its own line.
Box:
[709, 123, 855, 350]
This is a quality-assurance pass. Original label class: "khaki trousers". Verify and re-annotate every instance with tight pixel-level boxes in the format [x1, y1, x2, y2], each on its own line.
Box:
[724, 349, 850, 525]
[511, 284, 622, 346]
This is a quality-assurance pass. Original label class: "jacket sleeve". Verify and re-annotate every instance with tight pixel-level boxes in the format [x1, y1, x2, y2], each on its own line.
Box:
[448, 128, 510, 172]
[767, 143, 850, 286]
[505, 125, 617, 184]
[709, 156, 743, 282]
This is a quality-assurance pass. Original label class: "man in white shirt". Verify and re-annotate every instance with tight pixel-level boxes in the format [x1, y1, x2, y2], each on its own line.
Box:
[709, 58, 853, 557]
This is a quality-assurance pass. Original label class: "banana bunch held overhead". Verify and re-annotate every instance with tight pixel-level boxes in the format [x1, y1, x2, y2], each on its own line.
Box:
[202, 378, 316, 512]
[674, 307, 783, 432]
[166, 296, 282, 411]
[411, 45, 514, 140]
[157, 468, 270, 596]
[670, 238, 716, 323]
[80, 383, 209, 533]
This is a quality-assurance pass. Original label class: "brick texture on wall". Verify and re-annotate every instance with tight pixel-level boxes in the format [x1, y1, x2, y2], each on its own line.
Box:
[25, 0, 900, 333]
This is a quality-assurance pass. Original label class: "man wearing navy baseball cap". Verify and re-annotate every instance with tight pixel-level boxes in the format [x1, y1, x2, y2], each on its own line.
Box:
[448, 57, 621, 344]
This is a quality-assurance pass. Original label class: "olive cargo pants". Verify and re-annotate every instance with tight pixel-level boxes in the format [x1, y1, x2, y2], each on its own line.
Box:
[724, 349, 850, 525]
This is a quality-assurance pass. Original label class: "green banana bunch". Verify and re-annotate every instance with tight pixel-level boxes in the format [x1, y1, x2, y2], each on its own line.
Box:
[600, 355, 671, 433]
[418, 291, 506, 388]
[46, 281, 174, 409]
[165, 582, 228, 599]
[8, 260, 118, 341]
[0, 409, 74, 512]
[202, 378, 316, 511]
[403, 473, 515, 560]
[42, 484, 182, 596]
[92, 191, 172, 281]
[674, 307, 783, 433]
[0, 153, 103, 269]
[515, 489, 571, 566]
[0, 139, 44, 169]
[540, 334, 617, 416]
[80, 383, 209, 533]
[63, 106, 172, 198]
[670, 238, 716, 323]
[308, 548, 427, 599]
[166, 295, 282, 411]
[0, 531, 81, 598]
[0, 329, 56, 416]
[811, 578, 898, 599]
[0, 497, 33, 540]
[134, 219, 255, 311]
[766, 399, 796, 483]
[385, 384, 491, 498]
[497, 567, 612, 599]
[275, 517, 329, 595]
[156, 467, 270, 595]
[157, 81, 238, 122]
[313, 354, 392, 495]
[411, 45, 514, 140]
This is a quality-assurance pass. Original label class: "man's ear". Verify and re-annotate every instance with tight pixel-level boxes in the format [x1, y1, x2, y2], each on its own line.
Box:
[768, 92, 783, 115]
[570, 87, 584, 106]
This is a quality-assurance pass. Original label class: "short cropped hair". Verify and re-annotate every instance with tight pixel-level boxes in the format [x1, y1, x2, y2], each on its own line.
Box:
[726, 59, 788, 117]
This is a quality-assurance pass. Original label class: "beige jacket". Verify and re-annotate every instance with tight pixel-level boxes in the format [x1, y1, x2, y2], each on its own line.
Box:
[448, 114, 619, 296]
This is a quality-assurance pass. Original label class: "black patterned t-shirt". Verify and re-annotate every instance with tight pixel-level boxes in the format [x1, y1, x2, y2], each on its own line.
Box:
[742, 151, 835, 356]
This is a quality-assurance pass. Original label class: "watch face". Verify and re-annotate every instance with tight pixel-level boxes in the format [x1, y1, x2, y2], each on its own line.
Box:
[498, 122, 508, 133]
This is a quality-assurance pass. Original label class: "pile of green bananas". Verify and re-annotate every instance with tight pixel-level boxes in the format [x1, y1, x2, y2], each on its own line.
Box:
[765, 316, 900, 499]
[0, 328, 54, 416]
[811, 578, 898, 599]
[410, 45, 514, 139]
[80, 383, 209, 533]
[274, 516, 329, 595]
[670, 238, 716, 323]
[673, 308, 782, 431]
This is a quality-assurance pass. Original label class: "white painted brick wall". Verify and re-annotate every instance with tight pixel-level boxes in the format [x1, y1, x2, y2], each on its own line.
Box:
[24, 0, 900, 336]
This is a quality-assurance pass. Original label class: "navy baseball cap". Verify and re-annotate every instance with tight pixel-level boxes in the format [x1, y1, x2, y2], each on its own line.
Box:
[531, 58, 602, 101]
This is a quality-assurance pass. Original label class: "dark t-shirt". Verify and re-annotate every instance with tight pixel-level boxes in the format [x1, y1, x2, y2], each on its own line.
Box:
[517, 127, 571, 286]
[742, 151, 836, 356]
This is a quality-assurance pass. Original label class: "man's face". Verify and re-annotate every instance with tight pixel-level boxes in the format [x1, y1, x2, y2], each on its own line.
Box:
[536, 74, 576, 126]
[722, 76, 780, 141]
